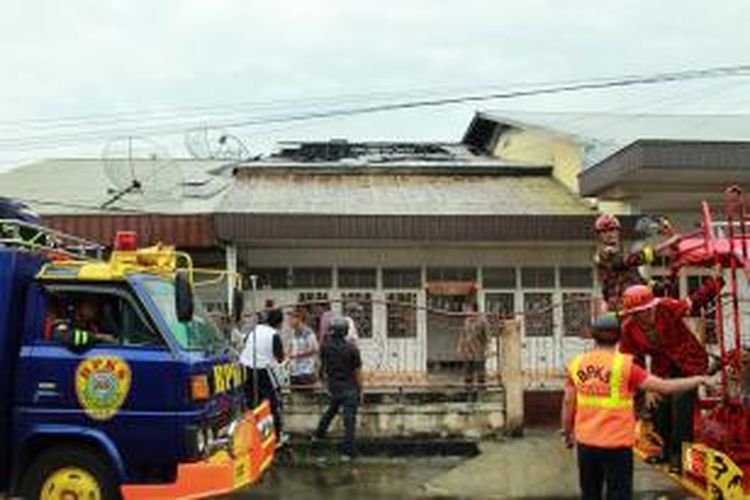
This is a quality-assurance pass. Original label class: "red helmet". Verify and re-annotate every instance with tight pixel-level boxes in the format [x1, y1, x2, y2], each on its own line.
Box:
[594, 214, 621, 233]
[621, 285, 660, 315]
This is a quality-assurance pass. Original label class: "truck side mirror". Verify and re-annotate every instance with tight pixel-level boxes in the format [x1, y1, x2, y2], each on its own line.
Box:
[232, 290, 244, 324]
[175, 270, 194, 323]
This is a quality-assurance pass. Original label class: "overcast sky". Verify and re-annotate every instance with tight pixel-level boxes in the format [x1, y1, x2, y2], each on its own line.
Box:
[1, 0, 750, 170]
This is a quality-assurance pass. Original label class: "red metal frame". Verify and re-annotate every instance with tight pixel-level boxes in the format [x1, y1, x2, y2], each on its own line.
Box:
[667, 186, 750, 488]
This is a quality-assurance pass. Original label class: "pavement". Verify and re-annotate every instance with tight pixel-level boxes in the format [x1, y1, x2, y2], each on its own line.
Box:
[424, 430, 696, 499]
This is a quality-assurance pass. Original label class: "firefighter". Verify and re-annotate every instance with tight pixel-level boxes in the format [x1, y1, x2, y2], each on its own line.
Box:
[562, 313, 718, 500]
[594, 214, 677, 311]
[618, 278, 722, 472]
[51, 297, 118, 348]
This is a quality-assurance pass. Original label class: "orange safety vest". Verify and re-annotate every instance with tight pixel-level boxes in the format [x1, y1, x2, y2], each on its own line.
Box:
[569, 349, 636, 448]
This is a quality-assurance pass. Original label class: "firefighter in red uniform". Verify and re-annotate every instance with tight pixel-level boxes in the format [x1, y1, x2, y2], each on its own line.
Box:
[618, 278, 722, 472]
[594, 214, 678, 311]
[562, 313, 718, 500]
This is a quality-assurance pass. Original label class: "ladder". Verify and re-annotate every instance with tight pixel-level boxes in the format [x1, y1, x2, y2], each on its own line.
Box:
[0, 219, 106, 260]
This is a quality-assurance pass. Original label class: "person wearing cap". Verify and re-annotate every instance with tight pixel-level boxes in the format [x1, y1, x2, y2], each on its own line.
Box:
[562, 313, 718, 500]
[618, 278, 722, 472]
[313, 315, 363, 460]
[594, 213, 678, 311]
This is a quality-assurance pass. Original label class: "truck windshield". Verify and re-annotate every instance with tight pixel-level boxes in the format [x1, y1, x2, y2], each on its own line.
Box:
[139, 277, 229, 352]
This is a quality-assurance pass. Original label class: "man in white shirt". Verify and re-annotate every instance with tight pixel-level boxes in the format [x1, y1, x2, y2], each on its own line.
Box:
[241, 308, 284, 441]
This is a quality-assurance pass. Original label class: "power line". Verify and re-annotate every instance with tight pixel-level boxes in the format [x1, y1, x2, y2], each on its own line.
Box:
[2, 63, 750, 152]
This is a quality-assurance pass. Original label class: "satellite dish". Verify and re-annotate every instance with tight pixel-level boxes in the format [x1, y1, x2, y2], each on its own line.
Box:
[185, 126, 250, 161]
[101, 137, 183, 208]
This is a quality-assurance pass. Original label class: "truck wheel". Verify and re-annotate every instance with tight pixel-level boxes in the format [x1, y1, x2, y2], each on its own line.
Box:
[19, 446, 121, 500]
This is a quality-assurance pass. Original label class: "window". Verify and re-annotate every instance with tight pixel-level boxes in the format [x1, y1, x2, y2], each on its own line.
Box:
[43, 288, 164, 348]
[386, 292, 417, 338]
[291, 268, 332, 288]
[339, 268, 377, 289]
[141, 278, 226, 351]
[342, 292, 372, 339]
[524, 293, 554, 337]
[248, 268, 289, 289]
[297, 292, 330, 336]
[562, 292, 592, 337]
[427, 267, 476, 282]
[485, 292, 515, 318]
[483, 267, 517, 288]
[521, 267, 555, 288]
[383, 268, 421, 288]
[559, 267, 593, 288]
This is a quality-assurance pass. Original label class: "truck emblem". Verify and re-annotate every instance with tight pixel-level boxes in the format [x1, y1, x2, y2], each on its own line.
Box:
[75, 356, 132, 420]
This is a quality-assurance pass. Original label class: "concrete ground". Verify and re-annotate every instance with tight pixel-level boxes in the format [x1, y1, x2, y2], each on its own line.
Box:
[424, 430, 695, 499]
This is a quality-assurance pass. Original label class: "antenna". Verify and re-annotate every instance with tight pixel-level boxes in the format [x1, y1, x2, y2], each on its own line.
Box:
[101, 136, 184, 209]
[184, 126, 251, 161]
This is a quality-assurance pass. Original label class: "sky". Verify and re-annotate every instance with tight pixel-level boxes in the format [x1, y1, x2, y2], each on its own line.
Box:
[1, 0, 750, 171]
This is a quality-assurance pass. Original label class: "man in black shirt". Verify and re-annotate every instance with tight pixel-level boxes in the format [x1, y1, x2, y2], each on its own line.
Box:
[313, 316, 363, 459]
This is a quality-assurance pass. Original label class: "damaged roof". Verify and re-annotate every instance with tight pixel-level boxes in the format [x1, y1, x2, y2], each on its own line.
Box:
[466, 111, 750, 168]
[219, 170, 593, 216]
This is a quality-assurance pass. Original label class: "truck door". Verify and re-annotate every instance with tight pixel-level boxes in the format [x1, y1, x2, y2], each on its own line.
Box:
[17, 283, 181, 474]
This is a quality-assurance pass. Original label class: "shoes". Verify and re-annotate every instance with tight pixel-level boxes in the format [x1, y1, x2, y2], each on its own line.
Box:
[645, 453, 668, 465]
[275, 432, 290, 449]
[668, 456, 682, 474]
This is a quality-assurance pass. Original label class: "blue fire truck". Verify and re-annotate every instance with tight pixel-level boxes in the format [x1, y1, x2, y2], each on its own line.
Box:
[0, 208, 274, 499]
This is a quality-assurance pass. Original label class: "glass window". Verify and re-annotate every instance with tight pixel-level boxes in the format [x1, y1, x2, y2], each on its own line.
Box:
[291, 268, 332, 288]
[383, 268, 422, 288]
[559, 267, 594, 288]
[485, 292, 515, 318]
[386, 292, 417, 338]
[562, 292, 592, 337]
[43, 288, 165, 348]
[427, 267, 476, 282]
[339, 268, 377, 289]
[524, 292, 554, 337]
[521, 267, 555, 288]
[484, 267, 517, 288]
[297, 292, 330, 336]
[342, 292, 373, 339]
[248, 268, 289, 289]
[140, 277, 227, 351]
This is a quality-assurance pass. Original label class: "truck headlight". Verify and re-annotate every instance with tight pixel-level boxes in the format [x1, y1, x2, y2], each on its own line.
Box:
[196, 428, 208, 456]
[186, 425, 210, 459]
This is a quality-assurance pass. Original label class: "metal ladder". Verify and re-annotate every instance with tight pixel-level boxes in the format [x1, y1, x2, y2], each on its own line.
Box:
[0, 219, 106, 260]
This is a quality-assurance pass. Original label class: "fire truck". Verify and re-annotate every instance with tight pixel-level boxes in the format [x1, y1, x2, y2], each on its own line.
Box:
[0, 210, 274, 499]
[635, 186, 750, 499]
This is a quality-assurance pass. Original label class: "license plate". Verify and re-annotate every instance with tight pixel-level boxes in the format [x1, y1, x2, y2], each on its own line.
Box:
[233, 454, 251, 488]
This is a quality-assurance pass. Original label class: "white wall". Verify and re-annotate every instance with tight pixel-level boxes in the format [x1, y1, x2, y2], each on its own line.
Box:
[239, 242, 596, 384]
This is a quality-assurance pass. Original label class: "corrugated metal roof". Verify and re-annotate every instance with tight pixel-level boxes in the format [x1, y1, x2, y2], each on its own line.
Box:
[218, 172, 593, 216]
[474, 111, 750, 167]
[0, 158, 233, 215]
[43, 214, 217, 247]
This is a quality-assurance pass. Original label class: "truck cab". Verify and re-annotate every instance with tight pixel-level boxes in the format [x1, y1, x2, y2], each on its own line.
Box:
[0, 223, 274, 500]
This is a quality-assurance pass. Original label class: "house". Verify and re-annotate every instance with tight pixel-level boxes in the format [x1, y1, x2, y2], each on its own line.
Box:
[4, 112, 748, 395]
[216, 140, 600, 385]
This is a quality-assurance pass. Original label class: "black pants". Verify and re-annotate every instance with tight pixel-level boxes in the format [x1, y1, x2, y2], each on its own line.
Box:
[577, 443, 633, 500]
[464, 360, 486, 386]
[314, 389, 359, 456]
[653, 368, 696, 468]
[245, 368, 283, 439]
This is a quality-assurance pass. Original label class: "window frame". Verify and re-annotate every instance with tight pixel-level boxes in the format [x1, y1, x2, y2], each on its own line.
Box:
[39, 282, 170, 351]
[385, 291, 418, 339]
